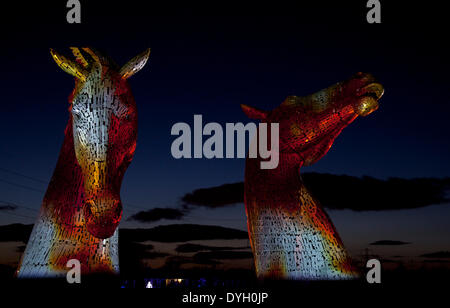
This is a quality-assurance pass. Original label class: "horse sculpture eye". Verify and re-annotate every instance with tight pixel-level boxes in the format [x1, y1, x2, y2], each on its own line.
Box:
[72, 110, 82, 120]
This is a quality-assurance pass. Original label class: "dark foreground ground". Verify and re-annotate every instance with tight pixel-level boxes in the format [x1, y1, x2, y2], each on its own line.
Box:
[0, 269, 446, 307]
[2, 264, 450, 287]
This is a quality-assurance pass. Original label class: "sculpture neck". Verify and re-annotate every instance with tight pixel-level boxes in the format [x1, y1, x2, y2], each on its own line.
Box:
[245, 152, 305, 195]
[42, 117, 84, 224]
[18, 116, 119, 278]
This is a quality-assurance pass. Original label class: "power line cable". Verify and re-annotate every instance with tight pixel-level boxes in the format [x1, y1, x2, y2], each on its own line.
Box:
[0, 210, 35, 220]
[0, 167, 48, 184]
[0, 178, 45, 193]
[0, 200, 39, 213]
[0, 169, 243, 222]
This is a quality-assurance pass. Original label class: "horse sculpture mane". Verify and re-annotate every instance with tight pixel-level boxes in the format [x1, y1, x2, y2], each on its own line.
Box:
[17, 47, 150, 278]
[242, 72, 384, 280]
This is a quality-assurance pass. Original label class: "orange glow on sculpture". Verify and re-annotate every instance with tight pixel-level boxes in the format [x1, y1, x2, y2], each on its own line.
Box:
[242, 72, 384, 280]
[17, 47, 150, 278]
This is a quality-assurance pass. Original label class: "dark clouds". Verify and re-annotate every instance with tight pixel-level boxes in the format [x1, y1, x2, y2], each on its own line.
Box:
[181, 183, 244, 208]
[164, 255, 221, 267]
[423, 260, 450, 263]
[0, 205, 17, 211]
[143, 252, 171, 259]
[420, 251, 450, 258]
[128, 208, 185, 223]
[120, 224, 248, 243]
[175, 243, 250, 253]
[162, 251, 253, 268]
[180, 173, 450, 211]
[303, 174, 450, 211]
[16, 245, 26, 253]
[0, 224, 32, 242]
[119, 240, 155, 274]
[370, 240, 411, 246]
[193, 251, 253, 261]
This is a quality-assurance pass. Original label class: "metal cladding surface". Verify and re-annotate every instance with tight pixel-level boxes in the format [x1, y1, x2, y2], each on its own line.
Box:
[17, 48, 150, 278]
[242, 72, 384, 280]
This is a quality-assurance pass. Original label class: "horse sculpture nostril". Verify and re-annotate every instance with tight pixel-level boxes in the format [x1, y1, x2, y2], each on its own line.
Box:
[114, 201, 123, 222]
[83, 200, 94, 218]
[355, 96, 379, 117]
[83, 199, 122, 239]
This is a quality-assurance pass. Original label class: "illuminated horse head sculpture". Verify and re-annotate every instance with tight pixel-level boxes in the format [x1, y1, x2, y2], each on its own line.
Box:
[17, 48, 150, 278]
[242, 72, 384, 280]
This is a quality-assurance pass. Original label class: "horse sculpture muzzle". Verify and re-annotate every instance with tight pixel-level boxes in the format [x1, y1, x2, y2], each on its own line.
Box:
[83, 197, 122, 239]
[72, 114, 124, 239]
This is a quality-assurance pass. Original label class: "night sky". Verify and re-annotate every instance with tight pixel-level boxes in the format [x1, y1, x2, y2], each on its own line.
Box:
[0, 2, 449, 267]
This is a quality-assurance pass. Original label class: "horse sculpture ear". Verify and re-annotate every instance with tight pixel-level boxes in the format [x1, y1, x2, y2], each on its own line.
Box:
[50, 49, 87, 82]
[241, 104, 268, 120]
[120, 48, 151, 79]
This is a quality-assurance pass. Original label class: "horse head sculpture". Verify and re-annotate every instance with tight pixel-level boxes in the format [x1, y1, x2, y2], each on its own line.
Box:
[50, 47, 149, 239]
[17, 48, 150, 277]
[242, 72, 384, 279]
[242, 72, 383, 167]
